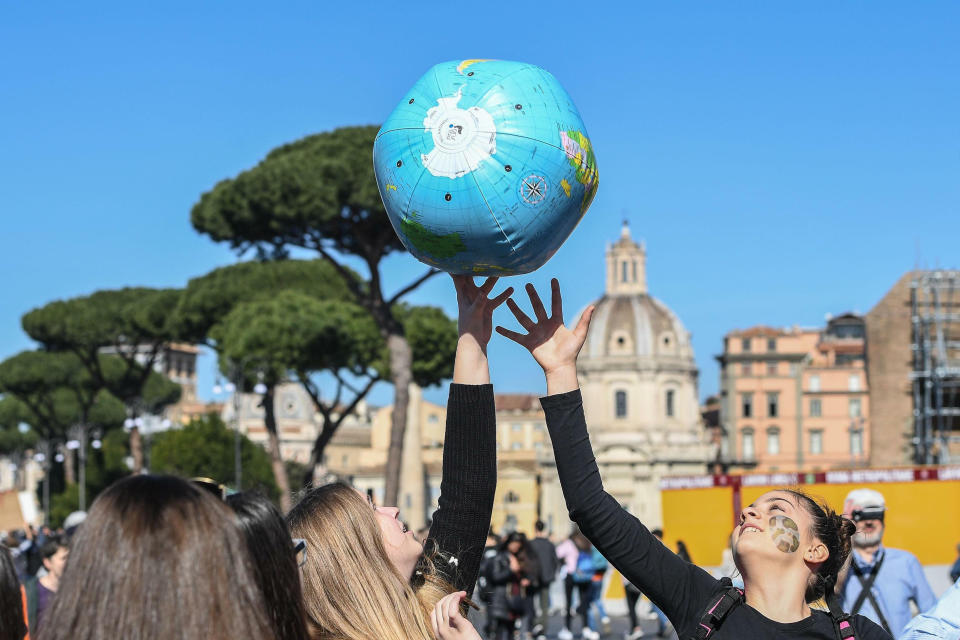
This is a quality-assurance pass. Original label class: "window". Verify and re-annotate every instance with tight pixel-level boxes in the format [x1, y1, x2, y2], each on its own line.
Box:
[850, 429, 863, 456]
[632, 260, 637, 282]
[848, 375, 861, 392]
[511, 423, 522, 432]
[511, 442, 523, 450]
[666, 390, 675, 418]
[741, 362, 752, 376]
[621, 261, 629, 282]
[741, 393, 753, 418]
[810, 430, 823, 455]
[505, 491, 520, 503]
[742, 428, 755, 460]
[534, 422, 545, 431]
[767, 338, 777, 352]
[766, 361, 778, 375]
[767, 392, 779, 418]
[849, 398, 862, 418]
[766, 427, 781, 455]
[810, 398, 822, 417]
[809, 375, 821, 392]
[742, 338, 752, 352]
[615, 390, 627, 418]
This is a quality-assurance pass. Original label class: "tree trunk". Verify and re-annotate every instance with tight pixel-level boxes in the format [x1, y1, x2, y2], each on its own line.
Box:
[62, 443, 76, 486]
[304, 417, 339, 488]
[383, 332, 413, 507]
[262, 387, 292, 512]
[130, 426, 144, 473]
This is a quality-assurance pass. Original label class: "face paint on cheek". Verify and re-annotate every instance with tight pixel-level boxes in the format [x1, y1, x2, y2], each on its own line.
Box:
[768, 515, 800, 553]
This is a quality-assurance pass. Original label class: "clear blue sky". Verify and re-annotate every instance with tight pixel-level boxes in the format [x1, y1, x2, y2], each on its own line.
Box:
[2, 3, 957, 408]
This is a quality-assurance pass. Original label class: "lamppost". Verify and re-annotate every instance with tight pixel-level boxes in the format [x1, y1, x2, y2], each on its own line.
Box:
[213, 357, 267, 491]
[33, 441, 51, 527]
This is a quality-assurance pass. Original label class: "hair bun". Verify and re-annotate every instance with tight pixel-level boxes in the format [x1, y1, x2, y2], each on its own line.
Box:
[835, 514, 856, 538]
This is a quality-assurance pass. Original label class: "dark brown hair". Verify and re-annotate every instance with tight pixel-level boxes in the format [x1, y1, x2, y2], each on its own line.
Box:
[226, 491, 309, 640]
[36, 475, 276, 640]
[0, 545, 27, 640]
[784, 489, 857, 603]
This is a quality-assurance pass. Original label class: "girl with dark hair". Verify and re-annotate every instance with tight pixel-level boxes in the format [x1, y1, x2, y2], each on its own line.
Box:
[496, 280, 892, 640]
[1, 545, 28, 640]
[35, 475, 276, 640]
[226, 491, 309, 640]
[287, 276, 509, 640]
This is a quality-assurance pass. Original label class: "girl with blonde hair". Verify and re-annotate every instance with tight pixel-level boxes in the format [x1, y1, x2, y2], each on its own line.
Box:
[287, 276, 510, 640]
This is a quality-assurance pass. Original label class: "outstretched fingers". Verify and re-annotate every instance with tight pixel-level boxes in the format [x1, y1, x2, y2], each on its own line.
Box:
[550, 278, 563, 320]
[574, 305, 596, 341]
[489, 287, 514, 311]
[495, 325, 529, 346]
[506, 297, 536, 331]
[526, 283, 548, 321]
[478, 276, 499, 297]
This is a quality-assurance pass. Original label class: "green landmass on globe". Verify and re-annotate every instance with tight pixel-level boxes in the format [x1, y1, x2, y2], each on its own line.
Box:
[561, 129, 599, 213]
[399, 215, 467, 260]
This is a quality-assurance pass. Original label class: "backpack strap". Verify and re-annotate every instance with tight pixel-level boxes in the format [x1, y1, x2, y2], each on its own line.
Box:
[825, 591, 857, 640]
[692, 577, 744, 639]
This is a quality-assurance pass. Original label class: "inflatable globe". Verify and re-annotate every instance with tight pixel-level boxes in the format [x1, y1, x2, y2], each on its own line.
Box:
[373, 59, 599, 275]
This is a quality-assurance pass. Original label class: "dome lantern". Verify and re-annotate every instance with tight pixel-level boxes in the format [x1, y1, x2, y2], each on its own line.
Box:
[605, 220, 646, 296]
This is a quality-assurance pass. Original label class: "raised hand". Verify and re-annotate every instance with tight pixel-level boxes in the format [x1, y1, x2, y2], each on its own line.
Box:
[430, 591, 482, 640]
[496, 278, 594, 394]
[452, 275, 513, 349]
[451, 275, 513, 385]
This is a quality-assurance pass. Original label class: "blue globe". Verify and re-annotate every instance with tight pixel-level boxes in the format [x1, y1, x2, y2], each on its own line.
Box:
[373, 59, 599, 276]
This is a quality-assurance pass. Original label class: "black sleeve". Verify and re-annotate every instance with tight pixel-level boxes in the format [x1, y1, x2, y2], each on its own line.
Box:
[540, 389, 719, 626]
[427, 383, 497, 597]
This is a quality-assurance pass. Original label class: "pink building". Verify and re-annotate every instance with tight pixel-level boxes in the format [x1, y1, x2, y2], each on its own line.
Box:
[717, 314, 869, 472]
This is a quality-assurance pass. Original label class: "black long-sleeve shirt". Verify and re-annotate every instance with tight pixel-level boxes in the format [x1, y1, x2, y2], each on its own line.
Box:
[541, 389, 890, 640]
[425, 383, 497, 597]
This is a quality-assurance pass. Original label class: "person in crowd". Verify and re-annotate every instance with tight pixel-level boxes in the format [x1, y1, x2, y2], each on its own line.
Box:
[900, 576, 960, 639]
[622, 571, 644, 640]
[528, 520, 558, 640]
[496, 279, 891, 640]
[1, 545, 28, 640]
[34, 474, 276, 640]
[286, 275, 508, 640]
[570, 537, 599, 640]
[507, 532, 542, 636]
[477, 530, 501, 639]
[586, 546, 610, 635]
[23, 536, 68, 632]
[484, 533, 527, 640]
[676, 541, 692, 564]
[949, 542, 960, 584]
[555, 527, 591, 640]
[839, 488, 935, 638]
[226, 491, 309, 640]
[643, 529, 671, 637]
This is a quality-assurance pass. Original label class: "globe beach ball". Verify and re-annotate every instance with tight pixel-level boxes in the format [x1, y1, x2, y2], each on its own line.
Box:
[373, 59, 599, 276]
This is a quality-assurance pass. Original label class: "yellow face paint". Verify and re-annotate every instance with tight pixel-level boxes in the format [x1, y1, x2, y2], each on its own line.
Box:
[769, 515, 800, 553]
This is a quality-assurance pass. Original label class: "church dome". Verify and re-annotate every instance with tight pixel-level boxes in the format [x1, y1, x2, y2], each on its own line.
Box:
[579, 223, 694, 363]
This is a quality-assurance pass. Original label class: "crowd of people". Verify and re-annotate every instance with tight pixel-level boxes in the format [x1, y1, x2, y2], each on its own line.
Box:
[1, 275, 958, 640]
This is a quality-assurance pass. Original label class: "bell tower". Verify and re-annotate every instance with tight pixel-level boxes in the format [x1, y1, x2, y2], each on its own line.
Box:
[605, 220, 647, 296]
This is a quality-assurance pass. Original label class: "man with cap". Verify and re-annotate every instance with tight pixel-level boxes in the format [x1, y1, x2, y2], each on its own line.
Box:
[839, 488, 936, 639]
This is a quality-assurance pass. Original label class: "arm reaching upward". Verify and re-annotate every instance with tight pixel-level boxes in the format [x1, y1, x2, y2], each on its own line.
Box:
[428, 276, 511, 597]
[497, 279, 718, 628]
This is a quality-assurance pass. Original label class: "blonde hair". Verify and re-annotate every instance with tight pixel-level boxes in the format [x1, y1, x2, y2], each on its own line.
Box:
[286, 483, 458, 640]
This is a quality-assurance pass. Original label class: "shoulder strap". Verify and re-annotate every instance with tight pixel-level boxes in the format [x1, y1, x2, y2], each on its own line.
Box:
[692, 577, 744, 640]
[825, 592, 857, 640]
[849, 554, 892, 635]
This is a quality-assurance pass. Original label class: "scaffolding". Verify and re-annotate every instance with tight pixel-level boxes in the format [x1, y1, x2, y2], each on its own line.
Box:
[911, 270, 960, 464]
